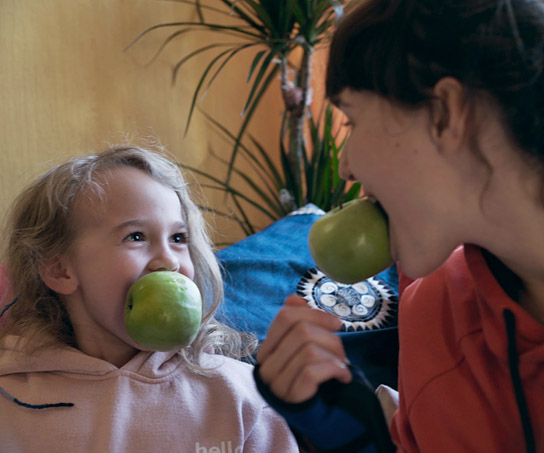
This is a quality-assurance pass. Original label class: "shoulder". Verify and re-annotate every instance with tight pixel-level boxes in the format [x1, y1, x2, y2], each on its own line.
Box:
[200, 353, 254, 376]
[400, 245, 471, 304]
[397, 245, 479, 368]
[192, 354, 299, 449]
[196, 354, 263, 400]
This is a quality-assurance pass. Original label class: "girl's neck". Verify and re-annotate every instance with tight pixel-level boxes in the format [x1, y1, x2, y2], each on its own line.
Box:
[73, 327, 139, 368]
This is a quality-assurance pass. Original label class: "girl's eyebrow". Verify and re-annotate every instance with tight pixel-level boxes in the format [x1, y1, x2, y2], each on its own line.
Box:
[331, 94, 351, 109]
[337, 98, 352, 109]
[112, 219, 145, 233]
[111, 219, 188, 233]
[330, 95, 342, 107]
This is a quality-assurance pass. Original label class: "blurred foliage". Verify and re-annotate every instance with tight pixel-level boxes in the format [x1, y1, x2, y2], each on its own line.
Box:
[128, 0, 360, 241]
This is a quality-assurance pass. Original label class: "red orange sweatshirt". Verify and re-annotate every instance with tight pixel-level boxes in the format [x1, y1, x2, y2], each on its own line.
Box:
[391, 245, 544, 451]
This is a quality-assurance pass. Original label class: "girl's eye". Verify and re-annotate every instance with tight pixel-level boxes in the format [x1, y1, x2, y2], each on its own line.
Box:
[342, 120, 354, 128]
[126, 232, 145, 242]
[171, 232, 188, 244]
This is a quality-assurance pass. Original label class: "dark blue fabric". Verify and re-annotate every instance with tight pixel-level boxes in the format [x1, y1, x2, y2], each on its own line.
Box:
[215, 207, 400, 389]
[215, 211, 324, 340]
[253, 363, 393, 452]
[339, 328, 399, 390]
[277, 394, 368, 450]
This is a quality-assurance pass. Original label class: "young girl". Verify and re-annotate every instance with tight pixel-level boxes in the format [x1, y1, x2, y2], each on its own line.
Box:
[0, 145, 298, 452]
[255, 0, 544, 452]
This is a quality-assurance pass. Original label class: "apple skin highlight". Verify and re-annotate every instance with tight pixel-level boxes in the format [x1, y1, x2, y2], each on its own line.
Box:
[124, 271, 202, 351]
[308, 198, 393, 284]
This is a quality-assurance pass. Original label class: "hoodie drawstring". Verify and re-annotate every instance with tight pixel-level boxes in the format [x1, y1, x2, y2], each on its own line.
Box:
[0, 296, 74, 410]
[0, 295, 18, 318]
[504, 309, 535, 453]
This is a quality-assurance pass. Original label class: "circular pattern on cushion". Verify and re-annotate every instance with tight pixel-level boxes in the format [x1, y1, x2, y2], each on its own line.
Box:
[297, 267, 398, 331]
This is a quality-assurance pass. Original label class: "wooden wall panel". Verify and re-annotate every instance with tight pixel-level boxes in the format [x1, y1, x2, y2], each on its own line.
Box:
[0, 0, 284, 246]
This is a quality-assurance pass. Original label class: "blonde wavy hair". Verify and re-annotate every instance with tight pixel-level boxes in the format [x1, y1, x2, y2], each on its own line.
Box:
[1, 145, 257, 372]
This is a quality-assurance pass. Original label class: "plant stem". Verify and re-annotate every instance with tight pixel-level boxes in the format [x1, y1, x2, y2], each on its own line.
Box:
[283, 42, 313, 205]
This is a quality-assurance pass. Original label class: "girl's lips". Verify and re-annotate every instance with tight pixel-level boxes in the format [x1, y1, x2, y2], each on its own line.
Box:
[373, 200, 388, 223]
[371, 199, 395, 262]
[363, 195, 394, 261]
[387, 220, 397, 262]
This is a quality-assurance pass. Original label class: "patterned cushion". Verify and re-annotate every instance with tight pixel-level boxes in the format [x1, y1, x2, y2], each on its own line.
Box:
[215, 205, 399, 389]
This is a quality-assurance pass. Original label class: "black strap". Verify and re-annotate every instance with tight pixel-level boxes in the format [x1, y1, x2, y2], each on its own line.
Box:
[504, 309, 535, 453]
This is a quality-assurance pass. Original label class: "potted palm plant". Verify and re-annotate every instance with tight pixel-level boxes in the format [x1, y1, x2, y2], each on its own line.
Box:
[127, 0, 360, 242]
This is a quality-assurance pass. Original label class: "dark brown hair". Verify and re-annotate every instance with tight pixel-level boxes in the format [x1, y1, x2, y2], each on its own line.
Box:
[327, 0, 544, 164]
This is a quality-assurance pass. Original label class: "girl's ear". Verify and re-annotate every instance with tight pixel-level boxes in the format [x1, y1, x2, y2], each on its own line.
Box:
[39, 256, 78, 295]
[431, 77, 470, 151]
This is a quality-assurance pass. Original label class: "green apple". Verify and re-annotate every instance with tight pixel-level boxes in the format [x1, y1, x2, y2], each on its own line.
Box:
[124, 271, 202, 351]
[308, 198, 392, 284]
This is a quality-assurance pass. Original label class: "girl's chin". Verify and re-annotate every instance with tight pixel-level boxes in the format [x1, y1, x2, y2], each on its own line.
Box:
[398, 256, 445, 280]
[388, 229, 445, 278]
[388, 237, 397, 263]
[387, 225, 397, 263]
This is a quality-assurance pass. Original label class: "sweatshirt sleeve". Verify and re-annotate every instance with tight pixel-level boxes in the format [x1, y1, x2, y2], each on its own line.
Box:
[253, 364, 395, 453]
[243, 403, 300, 452]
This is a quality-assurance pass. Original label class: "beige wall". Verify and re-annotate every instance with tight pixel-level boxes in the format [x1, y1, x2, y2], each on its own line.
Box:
[0, 0, 285, 247]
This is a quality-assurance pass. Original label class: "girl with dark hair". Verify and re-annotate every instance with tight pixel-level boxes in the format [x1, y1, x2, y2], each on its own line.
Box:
[255, 1, 544, 451]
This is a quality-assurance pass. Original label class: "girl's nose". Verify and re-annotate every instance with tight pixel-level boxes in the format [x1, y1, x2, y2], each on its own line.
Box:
[148, 247, 179, 273]
[339, 141, 355, 181]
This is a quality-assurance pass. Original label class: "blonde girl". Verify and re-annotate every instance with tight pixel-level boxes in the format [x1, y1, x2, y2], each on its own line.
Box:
[0, 145, 298, 452]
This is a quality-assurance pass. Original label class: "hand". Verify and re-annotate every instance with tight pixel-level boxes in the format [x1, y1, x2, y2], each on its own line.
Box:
[257, 295, 352, 403]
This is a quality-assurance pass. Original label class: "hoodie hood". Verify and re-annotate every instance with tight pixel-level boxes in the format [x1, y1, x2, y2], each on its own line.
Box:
[0, 334, 182, 379]
[465, 245, 541, 453]
[465, 244, 544, 365]
[0, 333, 299, 452]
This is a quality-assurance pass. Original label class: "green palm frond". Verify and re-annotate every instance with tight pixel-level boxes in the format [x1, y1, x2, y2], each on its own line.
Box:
[129, 1, 354, 243]
[185, 102, 359, 241]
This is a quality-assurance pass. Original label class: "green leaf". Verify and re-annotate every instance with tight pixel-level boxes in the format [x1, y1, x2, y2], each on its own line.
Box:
[248, 135, 285, 189]
[125, 22, 262, 52]
[241, 44, 282, 116]
[169, 0, 239, 18]
[138, 28, 192, 67]
[131, 0, 354, 240]
[230, 195, 257, 235]
[292, 4, 306, 26]
[181, 46, 240, 134]
[195, 0, 205, 22]
[198, 204, 252, 234]
[247, 49, 266, 82]
[230, 165, 285, 218]
[244, 0, 277, 35]
[220, 0, 269, 33]
[172, 43, 231, 85]
[203, 42, 261, 95]
[180, 164, 279, 221]
[198, 108, 282, 188]
[205, 145, 286, 218]
[226, 63, 281, 185]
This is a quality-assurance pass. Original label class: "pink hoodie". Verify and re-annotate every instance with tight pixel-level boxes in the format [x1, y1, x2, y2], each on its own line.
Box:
[0, 335, 298, 452]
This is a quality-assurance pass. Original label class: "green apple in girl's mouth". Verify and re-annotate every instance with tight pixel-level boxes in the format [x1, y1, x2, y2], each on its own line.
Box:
[124, 271, 202, 351]
[308, 198, 393, 284]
